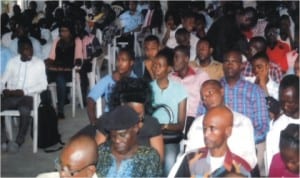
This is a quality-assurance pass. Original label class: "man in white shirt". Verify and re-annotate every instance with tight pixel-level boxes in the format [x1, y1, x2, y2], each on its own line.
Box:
[185, 80, 257, 169]
[1, 37, 47, 153]
[265, 75, 299, 174]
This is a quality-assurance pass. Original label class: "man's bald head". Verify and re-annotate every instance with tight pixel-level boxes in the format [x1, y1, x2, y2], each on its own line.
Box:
[60, 134, 98, 177]
[203, 106, 233, 156]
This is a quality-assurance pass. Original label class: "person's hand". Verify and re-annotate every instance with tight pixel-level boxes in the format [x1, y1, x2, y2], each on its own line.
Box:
[3, 89, 24, 97]
[2, 89, 11, 96]
[14, 89, 24, 96]
[112, 71, 121, 81]
[44, 58, 54, 68]
[75, 58, 82, 66]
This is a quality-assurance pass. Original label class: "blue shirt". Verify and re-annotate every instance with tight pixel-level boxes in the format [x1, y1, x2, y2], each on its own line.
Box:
[0, 47, 12, 75]
[220, 77, 270, 144]
[88, 71, 137, 112]
[150, 79, 188, 124]
[119, 11, 143, 33]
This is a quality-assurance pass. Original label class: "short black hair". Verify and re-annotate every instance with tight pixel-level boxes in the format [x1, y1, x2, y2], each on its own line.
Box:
[223, 49, 243, 63]
[243, 7, 258, 28]
[18, 37, 33, 52]
[174, 45, 190, 58]
[144, 35, 160, 44]
[197, 37, 212, 48]
[164, 10, 180, 26]
[279, 124, 299, 151]
[279, 75, 299, 98]
[119, 47, 135, 61]
[251, 52, 269, 64]
[156, 47, 174, 67]
[249, 36, 267, 52]
[175, 28, 189, 38]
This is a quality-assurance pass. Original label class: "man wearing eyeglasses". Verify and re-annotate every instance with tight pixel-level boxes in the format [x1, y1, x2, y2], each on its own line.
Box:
[36, 134, 98, 178]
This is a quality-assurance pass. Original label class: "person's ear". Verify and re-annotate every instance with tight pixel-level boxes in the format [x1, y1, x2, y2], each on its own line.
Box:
[225, 126, 232, 138]
[87, 165, 96, 177]
[133, 123, 139, 133]
[220, 88, 224, 98]
[209, 47, 213, 55]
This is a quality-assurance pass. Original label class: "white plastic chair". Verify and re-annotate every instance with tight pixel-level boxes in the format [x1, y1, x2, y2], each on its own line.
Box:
[0, 93, 40, 153]
[87, 57, 100, 90]
[48, 67, 84, 118]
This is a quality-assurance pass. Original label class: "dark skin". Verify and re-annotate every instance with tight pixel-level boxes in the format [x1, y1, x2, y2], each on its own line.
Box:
[3, 43, 33, 97]
[223, 51, 243, 87]
[202, 106, 233, 157]
[196, 41, 214, 67]
[60, 135, 98, 178]
[173, 50, 190, 79]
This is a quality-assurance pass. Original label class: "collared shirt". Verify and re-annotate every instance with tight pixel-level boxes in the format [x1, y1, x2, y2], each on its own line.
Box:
[169, 67, 209, 117]
[220, 77, 270, 144]
[242, 61, 283, 83]
[265, 114, 300, 173]
[96, 142, 161, 177]
[245, 76, 279, 100]
[119, 10, 143, 33]
[88, 71, 137, 112]
[1, 55, 48, 95]
[174, 147, 251, 177]
[189, 58, 224, 80]
[186, 109, 257, 169]
[150, 79, 188, 124]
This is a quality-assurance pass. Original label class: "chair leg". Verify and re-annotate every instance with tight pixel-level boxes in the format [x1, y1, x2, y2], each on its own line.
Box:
[4, 116, 13, 141]
[76, 73, 84, 109]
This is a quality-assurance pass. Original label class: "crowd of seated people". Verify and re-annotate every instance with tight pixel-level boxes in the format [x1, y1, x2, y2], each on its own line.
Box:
[1, 1, 299, 177]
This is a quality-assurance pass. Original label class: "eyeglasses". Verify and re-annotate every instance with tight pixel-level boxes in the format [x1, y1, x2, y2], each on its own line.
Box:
[54, 158, 97, 177]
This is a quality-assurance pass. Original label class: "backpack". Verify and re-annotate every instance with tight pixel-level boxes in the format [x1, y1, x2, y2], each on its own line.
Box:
[31, 90, 64, 152]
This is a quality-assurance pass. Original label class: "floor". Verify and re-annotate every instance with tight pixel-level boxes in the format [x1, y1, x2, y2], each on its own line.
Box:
[1, 95, 91, 177]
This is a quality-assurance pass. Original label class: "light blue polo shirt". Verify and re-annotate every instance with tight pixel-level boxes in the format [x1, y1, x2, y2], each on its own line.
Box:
[150, 79, 188, 124]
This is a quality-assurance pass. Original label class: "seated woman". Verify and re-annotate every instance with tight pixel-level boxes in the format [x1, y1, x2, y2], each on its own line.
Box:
[150, 48, 187, 176]
[45, 19, 83, 119]
[269, 124, 299, 177]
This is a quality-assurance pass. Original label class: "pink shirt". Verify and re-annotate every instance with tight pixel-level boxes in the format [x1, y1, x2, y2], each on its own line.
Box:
[49, 37, 83, 61]
[269, 153, 299, 177]
[170, 67, 209, 117]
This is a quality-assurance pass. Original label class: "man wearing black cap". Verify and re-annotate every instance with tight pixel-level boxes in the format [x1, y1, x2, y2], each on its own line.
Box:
[96, 105, 162, 177]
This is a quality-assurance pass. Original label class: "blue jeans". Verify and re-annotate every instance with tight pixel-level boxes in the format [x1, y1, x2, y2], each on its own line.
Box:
[164, 143, 179, 176]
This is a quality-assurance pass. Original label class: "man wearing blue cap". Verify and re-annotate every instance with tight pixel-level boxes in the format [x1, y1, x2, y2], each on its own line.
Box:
[96, 105, 162, 177]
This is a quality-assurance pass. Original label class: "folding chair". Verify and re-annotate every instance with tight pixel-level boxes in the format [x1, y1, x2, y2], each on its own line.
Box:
[0, 93, 40, 153]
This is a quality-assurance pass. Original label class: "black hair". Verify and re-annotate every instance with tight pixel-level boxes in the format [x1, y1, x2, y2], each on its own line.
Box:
[249, 36, 267, 52]
[279, 124, 299, 151]
[18, 37, 33, 52]
[109, 77, 154, 115]
[181, 10, 195, 19]
[223, 49, 243, 63]
[197, 37, 212, 48]
[175, 28, 189, 38]
[59, 18, 75, 37]
[174, 45, 190, 58]
[118, 47, 135, 61]
[195, 13, 206, 25]
[264, 23, 278, 36]
[243, 7, 258, 28]
[144, 35, 160, 44]
[250, 52, 269, 64]
[164, 10, 181, 26]
[279, 75, 299, 98]
[156, 47, 174, 67]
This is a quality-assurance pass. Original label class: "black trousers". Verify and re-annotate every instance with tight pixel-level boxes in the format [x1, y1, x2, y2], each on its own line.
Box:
[1, 95, 33, 145]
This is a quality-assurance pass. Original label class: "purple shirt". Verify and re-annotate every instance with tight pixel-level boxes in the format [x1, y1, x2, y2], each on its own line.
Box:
[269, 153, 300, 177]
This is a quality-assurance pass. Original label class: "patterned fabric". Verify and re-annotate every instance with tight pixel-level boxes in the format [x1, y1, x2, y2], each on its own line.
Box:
[220, 77, 270, 144]
[242, 61, 283, 83]
[96, 142, 162, 177]
[175, 147, 251, 177]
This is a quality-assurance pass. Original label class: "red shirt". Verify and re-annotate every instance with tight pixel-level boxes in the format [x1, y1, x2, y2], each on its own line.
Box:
[269, 153, 300, 177]
[267, 41, 290, 72]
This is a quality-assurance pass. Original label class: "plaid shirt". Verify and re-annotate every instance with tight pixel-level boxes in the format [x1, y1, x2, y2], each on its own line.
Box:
[220, 77, 270, 144]
[242, 61, 283, 83]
